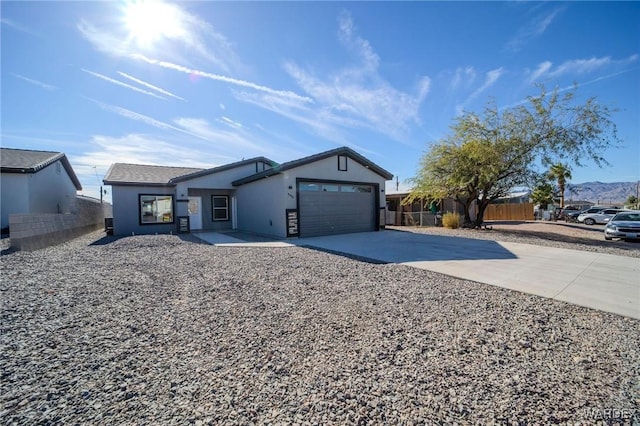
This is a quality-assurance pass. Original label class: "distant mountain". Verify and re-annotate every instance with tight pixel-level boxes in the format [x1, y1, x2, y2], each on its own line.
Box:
[564, 181, 637, 205]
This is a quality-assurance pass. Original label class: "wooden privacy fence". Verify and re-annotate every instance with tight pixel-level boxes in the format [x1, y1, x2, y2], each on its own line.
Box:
[483, 203, 534, 221]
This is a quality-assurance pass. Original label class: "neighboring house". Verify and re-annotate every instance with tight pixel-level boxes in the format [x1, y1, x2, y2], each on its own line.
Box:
[385, 192, 468, 226]
[492, 190, 531, 204]
[103, 146, 393, 238]
[1, 148, 82, 231]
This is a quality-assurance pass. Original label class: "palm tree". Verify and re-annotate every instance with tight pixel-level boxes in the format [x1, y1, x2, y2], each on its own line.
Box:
[531, 182, 554, 209]
[548, 163, 572, 208]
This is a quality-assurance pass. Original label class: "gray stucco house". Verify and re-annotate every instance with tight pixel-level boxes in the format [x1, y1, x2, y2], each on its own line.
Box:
[103, 146, 393, 238]
[1, 148, 83, 231]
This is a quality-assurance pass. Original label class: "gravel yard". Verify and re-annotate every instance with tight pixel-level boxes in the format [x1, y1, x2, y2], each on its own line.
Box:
[1, 227, 639, 424]
[393, 221, 640, 258]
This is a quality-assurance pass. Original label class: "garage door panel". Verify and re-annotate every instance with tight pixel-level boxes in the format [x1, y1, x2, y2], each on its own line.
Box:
[299, 183, 375, 237]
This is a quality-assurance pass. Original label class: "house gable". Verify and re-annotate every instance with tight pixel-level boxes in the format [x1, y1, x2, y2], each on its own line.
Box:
[1, 147, 82, 190]
[231, 147, 393, 186]
[1, 148, 83, 229]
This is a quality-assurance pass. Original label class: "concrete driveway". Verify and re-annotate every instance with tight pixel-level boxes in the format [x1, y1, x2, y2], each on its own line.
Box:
[299, 230, 640, 320]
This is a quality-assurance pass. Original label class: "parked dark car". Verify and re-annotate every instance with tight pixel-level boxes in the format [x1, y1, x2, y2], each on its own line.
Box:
[604, 211, 640, 241]
[558, 205, 586, 221]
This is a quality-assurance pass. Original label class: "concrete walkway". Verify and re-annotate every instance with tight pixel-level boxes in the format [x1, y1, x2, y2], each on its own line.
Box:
[194, 230, 640, 320]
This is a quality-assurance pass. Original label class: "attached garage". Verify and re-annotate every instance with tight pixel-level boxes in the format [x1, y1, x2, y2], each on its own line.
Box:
[298, 181, 377, 237]
[232, 146, 393, 239]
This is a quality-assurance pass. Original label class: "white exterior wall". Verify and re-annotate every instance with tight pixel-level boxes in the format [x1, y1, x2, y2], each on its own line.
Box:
[1, 174, 29, 229]
[235, 174, 286, 238]
[111, 185, 176, 235]
[28, 161, 78, 215]
[1, 160, 78, 230]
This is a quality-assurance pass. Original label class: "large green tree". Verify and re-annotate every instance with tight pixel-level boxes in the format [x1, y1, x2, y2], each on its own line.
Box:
[406, 85, 620, 227]
[548, 163, 572, 208]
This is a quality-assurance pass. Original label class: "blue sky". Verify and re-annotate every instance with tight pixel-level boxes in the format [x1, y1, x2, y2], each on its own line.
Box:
[2, 1, 639, 201]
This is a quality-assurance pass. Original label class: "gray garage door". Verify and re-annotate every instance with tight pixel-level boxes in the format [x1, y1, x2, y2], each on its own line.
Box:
[298, 182, 376, 237]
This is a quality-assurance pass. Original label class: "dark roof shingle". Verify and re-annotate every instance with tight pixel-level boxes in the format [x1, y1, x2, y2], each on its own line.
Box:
[103, 163, 204, 186]
[1, 148, 82, 190]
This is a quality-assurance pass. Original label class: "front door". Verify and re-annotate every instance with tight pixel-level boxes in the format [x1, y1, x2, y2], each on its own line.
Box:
[188, 197, 202, 230]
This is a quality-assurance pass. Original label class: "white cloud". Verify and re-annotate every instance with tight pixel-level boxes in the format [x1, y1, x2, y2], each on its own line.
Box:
[233, 89, 355, 146]
[219, 116, 243, 129]
[269, 11, 429, 143]
[131, 54, 314, 105]
[11, 73, 57, 91]
[231, 88, 386, 158]
[1, 18, 41, 36]
[551, 57, 613, 77]
[528, 61, 553, 83]
[77, 2, 244, 73]
[450, 67, 476, 90]
[558, 67, 640, 93]
[528, 54, 639, 82]
[87, 98, 201, 139]
[455, 67, 504, 114]
[173, 117, 262, 152]
[74, 134, 229, 170]
[506, 7, 563, 52]
[77, 20, 131, 57]
[71, 133, 234, 200]
[81, 69, 166, 99]
[417, 76, 431, 102]
[337, 10, 380, 72]
[85, 96, 280, 159]
[117, 71, 185, 100]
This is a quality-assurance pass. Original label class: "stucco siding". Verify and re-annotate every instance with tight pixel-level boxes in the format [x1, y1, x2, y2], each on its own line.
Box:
[28, 160, 78, 215]
[174, 161, 272, 195]
[234, 154, 388, 238]
[235, 174, 286, 238]
[111, 186, 176, 235]
[1, 160, 78, 230]
[281, 156, 387, 211]
[1, 174, 29, 230]
[187, 188, 234, 232]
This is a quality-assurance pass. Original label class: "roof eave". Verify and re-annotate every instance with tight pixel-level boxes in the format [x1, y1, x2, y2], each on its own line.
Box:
[170, 156, 276, 183]
[59, 155, 83, 190]
[0, 154, 82, 190]
[102, 181, 177, 187]
[232, 147, 393, 186]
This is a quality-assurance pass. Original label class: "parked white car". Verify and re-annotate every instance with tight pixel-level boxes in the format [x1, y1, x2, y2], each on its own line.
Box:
[604, 211, 640, 241]
[577, 208, 628, 225]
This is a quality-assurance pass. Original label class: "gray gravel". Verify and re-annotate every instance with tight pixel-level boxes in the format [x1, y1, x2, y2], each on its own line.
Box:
[393, 223, 640, 258]
[1, 230, 639, 424]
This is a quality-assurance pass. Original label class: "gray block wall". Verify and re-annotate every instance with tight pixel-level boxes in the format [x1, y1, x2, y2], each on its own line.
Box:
[9, 197, 113, 251]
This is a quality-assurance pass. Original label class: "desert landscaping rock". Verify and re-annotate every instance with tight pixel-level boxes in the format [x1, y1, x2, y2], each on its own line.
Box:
[1, 229, 639, 424]
[394, 221, 640, 258]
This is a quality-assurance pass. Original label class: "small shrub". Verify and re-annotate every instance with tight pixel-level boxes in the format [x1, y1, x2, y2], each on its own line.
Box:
[442, 212, 462, 229]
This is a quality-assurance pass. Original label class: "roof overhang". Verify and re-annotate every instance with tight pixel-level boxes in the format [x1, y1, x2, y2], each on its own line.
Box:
[232, 147, 393, 186]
